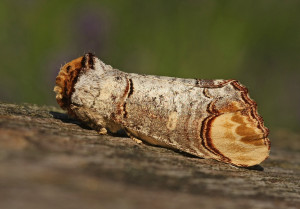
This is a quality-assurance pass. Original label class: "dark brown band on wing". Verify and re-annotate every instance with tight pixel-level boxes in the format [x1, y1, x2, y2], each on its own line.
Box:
[128, 78, 134, 98]
[123, 102, 128, 118]
[202, 88, 211, 99]
[230, 81, 269, 138]
[200, 114, 231, 163]
[207, 100, 219, 115]
[115, 77, 131, 122]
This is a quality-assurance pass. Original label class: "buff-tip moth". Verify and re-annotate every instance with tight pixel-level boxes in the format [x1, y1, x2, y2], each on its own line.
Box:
[54, 53, 270, 167]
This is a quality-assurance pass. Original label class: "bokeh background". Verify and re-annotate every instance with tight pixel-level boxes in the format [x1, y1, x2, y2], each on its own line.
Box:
[0, 0, 299, 134]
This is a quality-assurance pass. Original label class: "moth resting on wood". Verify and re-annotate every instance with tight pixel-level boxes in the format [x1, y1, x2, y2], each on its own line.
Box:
[54, 53, 270, 167]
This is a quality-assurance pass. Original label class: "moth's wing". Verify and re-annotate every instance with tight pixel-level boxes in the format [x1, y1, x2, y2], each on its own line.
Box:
[201, 81, 270, 167]
[203, 110, 270, 167]
[120, 76, 270, 167]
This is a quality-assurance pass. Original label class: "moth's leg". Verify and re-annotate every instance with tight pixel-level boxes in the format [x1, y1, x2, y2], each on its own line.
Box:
[98, 127, 108, 135]
[124, 128, 143, 144]
[131, 137, 143, 144]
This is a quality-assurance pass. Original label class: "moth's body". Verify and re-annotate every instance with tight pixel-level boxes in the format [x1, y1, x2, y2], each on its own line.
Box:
[54, 53, 270, 167]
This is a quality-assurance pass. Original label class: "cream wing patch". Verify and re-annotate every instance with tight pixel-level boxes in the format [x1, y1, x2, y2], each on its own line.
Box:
[210, 111, 269, 166]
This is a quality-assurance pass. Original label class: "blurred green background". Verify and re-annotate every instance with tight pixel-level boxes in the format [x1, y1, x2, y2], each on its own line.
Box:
[0, 0, 299, 133]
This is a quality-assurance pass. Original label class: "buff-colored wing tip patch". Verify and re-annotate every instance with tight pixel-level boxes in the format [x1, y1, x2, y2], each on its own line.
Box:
[209, 111, 270, 167]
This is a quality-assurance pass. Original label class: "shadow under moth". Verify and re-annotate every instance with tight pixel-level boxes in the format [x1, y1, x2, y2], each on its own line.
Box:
[54, 53, 270, 167]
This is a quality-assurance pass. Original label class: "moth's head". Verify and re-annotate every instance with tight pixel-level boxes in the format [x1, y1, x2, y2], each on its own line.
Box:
[54, 53, 95, 111]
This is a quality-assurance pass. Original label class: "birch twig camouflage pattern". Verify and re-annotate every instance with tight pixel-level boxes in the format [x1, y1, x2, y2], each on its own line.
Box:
[54, 53, 270, 167]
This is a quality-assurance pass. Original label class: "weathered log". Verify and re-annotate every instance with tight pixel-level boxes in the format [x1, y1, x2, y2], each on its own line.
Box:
[0, 102, 299, 209]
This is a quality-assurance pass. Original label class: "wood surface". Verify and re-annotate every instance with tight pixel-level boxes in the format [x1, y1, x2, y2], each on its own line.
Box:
[0, 102, 299, 209]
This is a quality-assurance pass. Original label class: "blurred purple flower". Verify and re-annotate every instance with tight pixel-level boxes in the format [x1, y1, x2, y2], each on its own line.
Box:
[74, 6, 111, 54]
